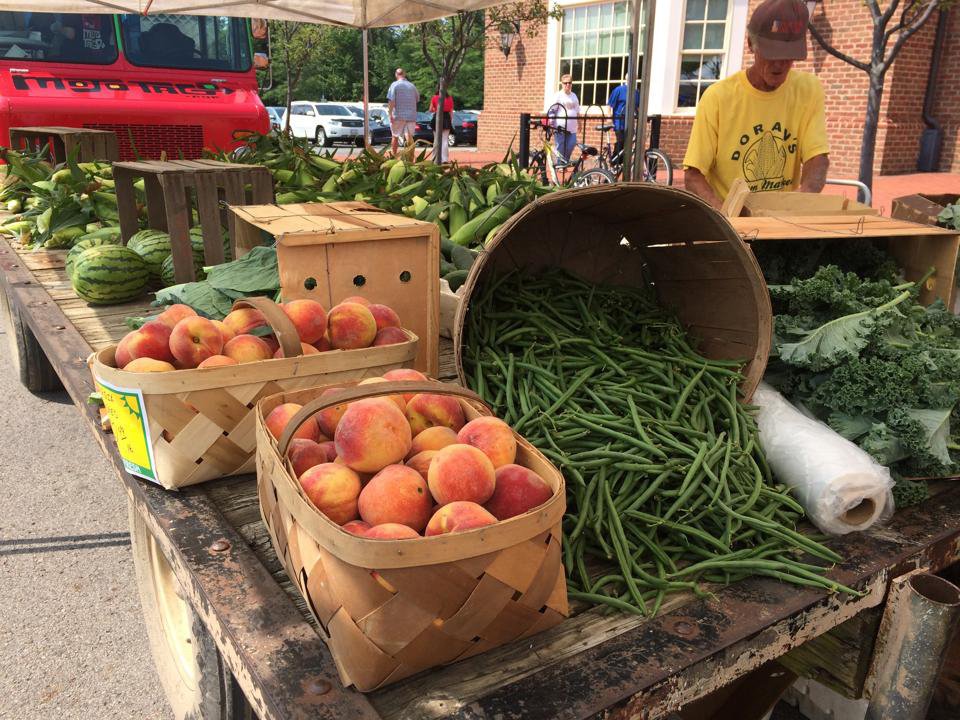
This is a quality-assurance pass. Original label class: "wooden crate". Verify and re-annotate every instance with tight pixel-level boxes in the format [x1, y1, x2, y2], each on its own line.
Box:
[8, 126, 118, 163]
[113, 159, 273, 283]
[231, 202, 440, 377]
[891, 193, 959, 226]
[730, 214, 960, 307]
[743, 191, 879, 217]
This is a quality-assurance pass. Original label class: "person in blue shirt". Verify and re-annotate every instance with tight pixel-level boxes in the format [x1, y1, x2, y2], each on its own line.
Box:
[606, 78, 639, 160]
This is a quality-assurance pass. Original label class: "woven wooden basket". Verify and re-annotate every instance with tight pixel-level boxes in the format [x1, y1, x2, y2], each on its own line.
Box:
[256, 380, 569, 691]
[92, 297, 418, 490]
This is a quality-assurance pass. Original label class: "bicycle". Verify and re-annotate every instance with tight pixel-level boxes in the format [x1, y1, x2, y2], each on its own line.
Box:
[527, 122, 616, 188]
[594, 122, 673, 185]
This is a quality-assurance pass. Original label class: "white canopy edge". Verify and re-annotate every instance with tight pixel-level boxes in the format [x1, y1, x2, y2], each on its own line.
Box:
[0, 0, 507, 28]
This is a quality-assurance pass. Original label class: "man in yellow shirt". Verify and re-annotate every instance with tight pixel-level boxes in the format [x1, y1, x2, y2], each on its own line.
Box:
[683, 0, 830, 209]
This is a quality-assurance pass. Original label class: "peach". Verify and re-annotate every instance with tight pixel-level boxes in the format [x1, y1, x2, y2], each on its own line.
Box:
[358, 377, 405, 411]
[223, 334, 272, 364]
[123, 357, 176, 372]
[223, 307, 267, 336]
[319, 440, 338, 463]
[327, 302, 377, 350]
[457, 416, 517, 469]
[427, 444, 496, 506]
[273, 342, 320, 359]
[410, 426, 458, 456]
[485, 464, 554, 520]
[299, 463, 362, 525]
[405, 393, 466, 436]
[365, 523, 420, 540]
[335, 398, 412, 473]
[358, 464, 433, 531]
[212, 319, 235, 345]
[382, 369, 429, 402]
[265, 402, 319, 443]
[114, 333, 134, 368]
[288, 438, 330, 478]
[314, 336, 332, 352]
[117, 321, 173, 367]
[368, 303, 401, 331]
[373, 327, 408, 346]
[342, 520, 371, 536]
[169, 316, 223, 368]
[282, 299, 328, 344]
[155, 303, 197, 330]
[341, 295, 371, 307]
[316, 387, 350, 438]
[261, 334, 280, 355]
[197, 354, 238, 369]
[425, 502, 497, 536]
[406, 450, 438, 480]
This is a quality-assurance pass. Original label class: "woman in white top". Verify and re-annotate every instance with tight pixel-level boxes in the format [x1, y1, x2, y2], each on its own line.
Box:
[548, 74, 580, 163]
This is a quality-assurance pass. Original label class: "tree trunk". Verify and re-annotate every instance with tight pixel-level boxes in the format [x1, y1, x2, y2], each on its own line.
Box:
[859, 69, 884, 195]
[283, 42, 293, 133]
[434, 79, 447, 163]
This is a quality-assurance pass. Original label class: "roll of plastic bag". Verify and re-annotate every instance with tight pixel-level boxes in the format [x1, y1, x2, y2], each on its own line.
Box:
[752, 382, 894, 535]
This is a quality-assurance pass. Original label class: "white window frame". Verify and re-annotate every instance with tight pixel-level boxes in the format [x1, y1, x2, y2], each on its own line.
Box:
[543, 0, 748, 118]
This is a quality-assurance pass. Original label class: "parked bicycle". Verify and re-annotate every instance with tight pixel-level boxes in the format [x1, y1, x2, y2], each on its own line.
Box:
[593, 122, 673, 185]
[527, 120, 616, 188]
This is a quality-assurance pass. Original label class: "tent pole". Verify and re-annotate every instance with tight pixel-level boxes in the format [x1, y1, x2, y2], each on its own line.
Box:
[362, 28, 370, 151]
[631, 0, 656, 181]
[621, 0, 642, 181]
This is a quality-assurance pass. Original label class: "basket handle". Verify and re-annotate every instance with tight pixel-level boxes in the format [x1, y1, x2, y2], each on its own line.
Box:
[231, 296, 303, 360]
[276, 380, 488, 456]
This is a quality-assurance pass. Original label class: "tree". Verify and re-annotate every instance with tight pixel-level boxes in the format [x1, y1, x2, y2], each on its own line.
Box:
[268, 21, 326, 130]
[807, 1, 949, 192]
[408, 2, 559, 157]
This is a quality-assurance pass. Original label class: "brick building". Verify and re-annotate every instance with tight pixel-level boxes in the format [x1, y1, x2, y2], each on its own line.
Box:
[480, 0, 960, 180]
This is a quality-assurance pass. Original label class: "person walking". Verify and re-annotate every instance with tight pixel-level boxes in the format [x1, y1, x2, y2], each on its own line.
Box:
[547, 74, 580, 163]
[430, 86, 454, 162]
[387, 67, 419, 154]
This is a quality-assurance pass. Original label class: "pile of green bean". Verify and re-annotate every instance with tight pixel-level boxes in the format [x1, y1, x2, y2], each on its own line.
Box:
[462, 268, 855, 615]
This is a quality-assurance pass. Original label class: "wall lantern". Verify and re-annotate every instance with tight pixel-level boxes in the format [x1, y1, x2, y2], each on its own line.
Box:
[499, 21, 520, 58]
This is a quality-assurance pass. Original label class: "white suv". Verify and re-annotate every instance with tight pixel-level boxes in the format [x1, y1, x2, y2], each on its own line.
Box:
[288, 101, 364, 146]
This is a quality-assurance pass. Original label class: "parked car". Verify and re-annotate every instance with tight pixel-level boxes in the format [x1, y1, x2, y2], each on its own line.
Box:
[344, 105, 392, 146]
[265, 106, 286, 131]
[287, 101, 365, 146]
[414, 112, 436, 143]
[449, 111, 478, 147]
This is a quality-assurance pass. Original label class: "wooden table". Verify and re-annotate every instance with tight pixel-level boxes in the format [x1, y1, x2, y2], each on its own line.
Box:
[3, 236, 960, 720]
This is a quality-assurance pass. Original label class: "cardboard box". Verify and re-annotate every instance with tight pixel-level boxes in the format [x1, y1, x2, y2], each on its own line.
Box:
[231, 202, 439, 376]
[891, 193, 960, 227]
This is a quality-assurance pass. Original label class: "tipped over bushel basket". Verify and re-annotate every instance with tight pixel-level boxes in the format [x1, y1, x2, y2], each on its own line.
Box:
[256, 380, 568, 692]
[453, 183, 772, 398]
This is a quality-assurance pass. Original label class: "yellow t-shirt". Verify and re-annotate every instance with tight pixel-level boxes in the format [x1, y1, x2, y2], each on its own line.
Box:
[683, 70, 829, 200]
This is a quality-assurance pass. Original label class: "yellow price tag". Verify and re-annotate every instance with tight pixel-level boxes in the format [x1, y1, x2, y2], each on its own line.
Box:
[98, 377, 158, 483]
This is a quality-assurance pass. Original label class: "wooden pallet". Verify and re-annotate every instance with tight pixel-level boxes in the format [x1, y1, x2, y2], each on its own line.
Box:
[9, 126, 119, 163]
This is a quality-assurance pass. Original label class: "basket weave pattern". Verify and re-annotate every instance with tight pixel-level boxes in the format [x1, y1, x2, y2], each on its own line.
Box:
[256, 382, 569, 691]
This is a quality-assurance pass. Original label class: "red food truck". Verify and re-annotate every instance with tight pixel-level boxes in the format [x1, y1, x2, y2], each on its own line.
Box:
[0, 11, 269, 158]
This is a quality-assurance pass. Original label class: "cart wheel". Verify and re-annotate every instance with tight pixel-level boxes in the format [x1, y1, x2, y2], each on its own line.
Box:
[128, 503, 254, 720]
[0, 283, 61, 392]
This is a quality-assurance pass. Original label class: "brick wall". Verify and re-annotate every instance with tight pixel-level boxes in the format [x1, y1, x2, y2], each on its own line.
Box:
[481, 2, 960, 178]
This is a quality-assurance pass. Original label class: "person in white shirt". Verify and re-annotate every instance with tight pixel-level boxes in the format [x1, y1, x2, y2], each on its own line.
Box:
[547, 74, 580, 163]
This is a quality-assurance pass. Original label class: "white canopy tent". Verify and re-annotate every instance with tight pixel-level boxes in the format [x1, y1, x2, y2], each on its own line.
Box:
[0, 0, 651, 175]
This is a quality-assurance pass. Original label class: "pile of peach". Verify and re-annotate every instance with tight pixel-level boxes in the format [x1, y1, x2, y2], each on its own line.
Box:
[265, 370, 555, 539]
[112, 296, 409, 372]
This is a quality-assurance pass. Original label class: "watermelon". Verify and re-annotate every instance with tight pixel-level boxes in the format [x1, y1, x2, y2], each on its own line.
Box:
[72, 245, 149, 305]
[189, 227, 233, 264]
[66, 236, 121, 280]
[160, 250, 206, 287]
[128, 228, 168, 250]
[130, 233, 172, 284]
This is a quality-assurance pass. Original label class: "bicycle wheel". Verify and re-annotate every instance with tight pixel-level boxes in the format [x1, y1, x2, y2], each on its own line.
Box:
[644, 148, 673, 186]
[572, 167, 616, 187]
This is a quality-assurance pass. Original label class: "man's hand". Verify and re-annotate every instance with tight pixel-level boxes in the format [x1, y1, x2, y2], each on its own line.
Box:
[683, 167, 724, 211]
[800, 153, 829, 193]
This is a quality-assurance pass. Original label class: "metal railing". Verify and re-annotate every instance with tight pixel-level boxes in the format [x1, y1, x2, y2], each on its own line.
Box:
[825, 178, 872, 206]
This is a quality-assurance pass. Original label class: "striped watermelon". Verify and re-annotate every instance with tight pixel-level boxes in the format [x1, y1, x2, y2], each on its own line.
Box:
[128, 228, 168, 249]
[72, 245, 149, 305]
[160, 250, 207, 287]
[66, 236, 121, 280]
[130, 233, 172, 284]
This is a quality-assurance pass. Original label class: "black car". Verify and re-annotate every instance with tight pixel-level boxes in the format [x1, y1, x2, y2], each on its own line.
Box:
[449, 111, 478, 147]
[414, 112, 436, 143]
[345, 106, 392, 146]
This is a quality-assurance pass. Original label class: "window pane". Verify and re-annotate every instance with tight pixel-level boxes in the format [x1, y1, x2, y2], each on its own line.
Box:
[600, 3, 613, 26]
[571, 58, 583, 80]
[597, 56, 609, 81]
[680, 58, 701, 81]
[574, 34, 584, 56]
[584, 57, 596, 82]
[583, 84, 596, 105]
[704, 23, 725, 49]
[614, 1, 627, 27]
[584, 33, 598, 55]
[707, 0, 728, 20]
[686, 0, 707, 21]
[587, 5, 600, 30]
[610, 55, 623, 80]
[678, 82, 699, 107]
[598, 30, 611, 54]
[575, 8, 586, 31]
[561, 36, 573, 56]
[683, 22, 704, 49]
[701, 54, 723, 79]
[613, 30, 627, 53]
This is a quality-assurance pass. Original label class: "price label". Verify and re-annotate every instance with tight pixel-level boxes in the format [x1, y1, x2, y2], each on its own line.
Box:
[97, 377, 158, 484]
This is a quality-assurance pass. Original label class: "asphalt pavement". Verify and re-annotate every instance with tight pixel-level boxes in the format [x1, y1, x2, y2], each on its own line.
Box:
[0, 339, 170, 719]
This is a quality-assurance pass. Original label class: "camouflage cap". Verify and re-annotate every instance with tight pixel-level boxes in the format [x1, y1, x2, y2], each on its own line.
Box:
[748, 0, 809, 61]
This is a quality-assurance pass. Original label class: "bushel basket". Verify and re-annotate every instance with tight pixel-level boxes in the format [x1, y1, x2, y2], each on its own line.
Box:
[256, 380, 569, 692]
[92, 296, 418, 489]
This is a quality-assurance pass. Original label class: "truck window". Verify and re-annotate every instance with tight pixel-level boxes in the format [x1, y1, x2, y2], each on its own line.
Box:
[121, 14, 251, 72]
[0, 12, 117, 64]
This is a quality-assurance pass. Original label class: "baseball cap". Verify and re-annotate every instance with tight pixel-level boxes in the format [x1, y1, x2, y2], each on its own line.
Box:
[748, 0, 809, 61]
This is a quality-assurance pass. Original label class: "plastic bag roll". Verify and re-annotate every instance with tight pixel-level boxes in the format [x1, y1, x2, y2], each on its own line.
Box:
[752, 382, 894, 535]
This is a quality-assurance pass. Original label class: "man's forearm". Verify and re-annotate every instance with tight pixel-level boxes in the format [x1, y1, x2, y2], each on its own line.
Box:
[684, 167, 724, 211]
[800, 153, 829, 193]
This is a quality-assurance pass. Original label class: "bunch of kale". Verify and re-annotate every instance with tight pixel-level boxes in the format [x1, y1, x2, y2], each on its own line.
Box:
[765, 264, 960, 492]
